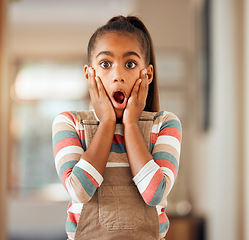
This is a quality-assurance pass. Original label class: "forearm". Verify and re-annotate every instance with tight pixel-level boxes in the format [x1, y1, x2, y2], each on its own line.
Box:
[82, 120, 115, 175]
[133, 160, 168, 206]
[123, 123, 152, 176]
[124, 123, 168, 206]
[53, 112, 115, 203]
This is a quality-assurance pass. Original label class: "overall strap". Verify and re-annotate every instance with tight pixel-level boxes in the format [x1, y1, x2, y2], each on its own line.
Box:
[137, 111, 157, 151]
[78, 111, 99, 149]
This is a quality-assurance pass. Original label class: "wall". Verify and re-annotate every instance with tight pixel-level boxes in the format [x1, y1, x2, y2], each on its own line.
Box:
[209, 0, 239, 239]
[192, 0, 242, 240]
[9, 0, 136, 59]
[0, 0, 8, 239]
[236, 1, 247, 239]
[245, 1, 249, 240]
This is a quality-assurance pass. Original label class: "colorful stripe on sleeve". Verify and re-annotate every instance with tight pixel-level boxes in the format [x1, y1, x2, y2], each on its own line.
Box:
[133, 160, 166, 206]
[52, 112, 103, 203]
[133, 111, 182, 207]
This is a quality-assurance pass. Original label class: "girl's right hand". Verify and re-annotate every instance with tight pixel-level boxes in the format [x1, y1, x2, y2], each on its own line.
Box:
[87, 67, 116, 124]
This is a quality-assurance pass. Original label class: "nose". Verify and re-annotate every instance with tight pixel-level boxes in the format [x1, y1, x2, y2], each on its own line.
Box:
[113, 65, 125, 82]
[114, 78, 124, 82]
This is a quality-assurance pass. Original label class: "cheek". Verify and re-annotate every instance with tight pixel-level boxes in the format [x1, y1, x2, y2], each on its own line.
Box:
[129, 71, 141, 84]
[94, 65, 108, 78]
[94, 69, 108, 85]
[94, 71, 111, 93]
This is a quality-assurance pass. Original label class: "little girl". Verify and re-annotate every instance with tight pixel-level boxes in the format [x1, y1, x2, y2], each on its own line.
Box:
[52, 15, 182, 240]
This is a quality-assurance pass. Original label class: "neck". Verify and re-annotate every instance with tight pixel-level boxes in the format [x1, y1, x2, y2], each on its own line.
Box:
[116, 118, 122, 124]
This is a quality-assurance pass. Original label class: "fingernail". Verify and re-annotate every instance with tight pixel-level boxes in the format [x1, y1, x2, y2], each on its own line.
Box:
[143, 69, 147, 77]
[89, 68, 93, 74]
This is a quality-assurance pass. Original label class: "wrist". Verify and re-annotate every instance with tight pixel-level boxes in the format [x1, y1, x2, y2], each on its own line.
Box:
[122, 111, 141, 127]
[99, 119, 116, 130]
[123, 121, 139, 130]
[122, 115, 140, 127]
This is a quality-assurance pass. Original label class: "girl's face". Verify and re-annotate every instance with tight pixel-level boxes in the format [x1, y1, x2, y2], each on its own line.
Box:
[84, 32, 153, 118]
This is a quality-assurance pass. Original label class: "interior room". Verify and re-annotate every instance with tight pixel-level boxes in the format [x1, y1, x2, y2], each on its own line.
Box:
[0, 0, 249, 240]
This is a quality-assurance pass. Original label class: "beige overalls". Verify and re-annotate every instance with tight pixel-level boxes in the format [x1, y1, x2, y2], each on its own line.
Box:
[73, 111, 162, 240]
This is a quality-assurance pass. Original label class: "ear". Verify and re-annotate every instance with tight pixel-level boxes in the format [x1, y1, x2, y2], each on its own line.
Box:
[84, 64, 90, 82]
[146, 64, 153, 84]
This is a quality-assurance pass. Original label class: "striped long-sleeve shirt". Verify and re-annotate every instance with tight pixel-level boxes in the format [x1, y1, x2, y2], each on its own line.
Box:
[52, 110, 182, 240]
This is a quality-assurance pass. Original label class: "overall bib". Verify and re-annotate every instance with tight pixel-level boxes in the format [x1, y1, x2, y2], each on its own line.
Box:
[74, 111, 161, 240]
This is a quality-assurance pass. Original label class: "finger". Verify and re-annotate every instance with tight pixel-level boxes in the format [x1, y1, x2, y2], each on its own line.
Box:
[141, 69, 149, 86]
[89, 68, 97, 90]
[95, 76, 114, 110]
[138, 69, 149, 101]
[88, 67, 99, 98]
[131, 78, 142, 98]
[95, 76, 106, 97]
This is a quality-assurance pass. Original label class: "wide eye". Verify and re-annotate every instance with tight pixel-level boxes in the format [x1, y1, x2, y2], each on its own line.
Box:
[126, 61, 137, 69]
[100, 61, 112, 69]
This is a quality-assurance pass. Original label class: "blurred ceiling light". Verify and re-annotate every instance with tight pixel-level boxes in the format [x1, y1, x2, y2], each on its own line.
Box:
[12, 62, 88, 101]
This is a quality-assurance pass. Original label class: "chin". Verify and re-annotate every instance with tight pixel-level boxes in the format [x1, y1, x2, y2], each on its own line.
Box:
[115, 109, 124, 120]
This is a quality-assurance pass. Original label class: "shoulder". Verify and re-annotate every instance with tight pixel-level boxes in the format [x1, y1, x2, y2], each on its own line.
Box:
[153, 111, 182, 132]
[154, 111, 180, 122]
[52, 110, 98, 127]
[53, 111, 80, 126]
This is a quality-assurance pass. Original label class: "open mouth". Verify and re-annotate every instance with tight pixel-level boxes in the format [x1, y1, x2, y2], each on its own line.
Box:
[113, 91, 125, 104]
[112, 90, 127, 109]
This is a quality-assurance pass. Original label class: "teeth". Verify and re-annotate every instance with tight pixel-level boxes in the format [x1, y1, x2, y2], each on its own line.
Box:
[113, 91, 125, 104]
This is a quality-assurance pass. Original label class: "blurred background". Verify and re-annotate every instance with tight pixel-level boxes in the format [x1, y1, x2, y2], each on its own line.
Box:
[0, 0, 249, 240]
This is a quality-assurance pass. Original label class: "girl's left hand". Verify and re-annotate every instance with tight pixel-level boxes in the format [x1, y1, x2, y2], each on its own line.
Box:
[123, 69, 148, 125]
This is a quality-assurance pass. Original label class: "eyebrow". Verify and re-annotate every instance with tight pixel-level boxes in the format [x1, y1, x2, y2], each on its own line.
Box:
[96, 51, 113, 58]
[123, 51, 141, 59]
[96, 51, 141, 59]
